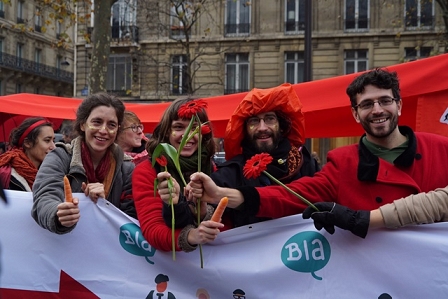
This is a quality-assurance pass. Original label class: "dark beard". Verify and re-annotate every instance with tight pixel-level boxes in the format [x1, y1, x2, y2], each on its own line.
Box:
[250, 131, 281, 153]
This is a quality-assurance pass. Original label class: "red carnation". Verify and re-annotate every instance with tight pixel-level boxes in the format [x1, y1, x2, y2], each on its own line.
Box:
[178, 99, 208, 119]
[201, 124, 212, 135]
[156, 155, 168, 167]
[243, 153, 273, 179]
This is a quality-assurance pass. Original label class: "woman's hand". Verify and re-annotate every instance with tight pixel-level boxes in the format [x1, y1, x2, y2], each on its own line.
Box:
[157, 172, 180, 205]
[186, 220, 224, 246]
[82, 182, 105, 203]
[56, 198, 80, 227]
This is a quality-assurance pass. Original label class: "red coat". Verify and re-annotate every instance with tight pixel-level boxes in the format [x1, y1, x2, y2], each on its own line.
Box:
[249, 127, 448, 218]
[133, 159, 231, 252]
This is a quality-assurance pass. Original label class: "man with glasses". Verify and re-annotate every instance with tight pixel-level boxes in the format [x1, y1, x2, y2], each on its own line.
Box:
[208, 83, 320, 227]
[190, 68, 448, 237]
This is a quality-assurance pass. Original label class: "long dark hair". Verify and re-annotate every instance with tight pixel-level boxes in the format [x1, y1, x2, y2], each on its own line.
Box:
[10, 117, 53, 149]
[147, 97, 216, 161]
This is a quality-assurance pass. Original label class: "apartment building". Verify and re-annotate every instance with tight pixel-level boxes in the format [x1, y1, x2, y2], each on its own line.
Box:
[0, 1, 74, 96]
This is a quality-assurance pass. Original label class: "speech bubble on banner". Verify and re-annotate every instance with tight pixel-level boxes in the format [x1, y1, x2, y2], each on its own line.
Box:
[281, 231, 331, 280]
[119, 223, 157, 264]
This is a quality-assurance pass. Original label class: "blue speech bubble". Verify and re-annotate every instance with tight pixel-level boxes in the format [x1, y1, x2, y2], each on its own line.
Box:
[119, 223, 156, 264]
[281, 231, 331, 280]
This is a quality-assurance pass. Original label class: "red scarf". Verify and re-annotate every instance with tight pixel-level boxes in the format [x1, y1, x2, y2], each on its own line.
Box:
[0, 149, 37, 189]
[81, 141, 111, 183]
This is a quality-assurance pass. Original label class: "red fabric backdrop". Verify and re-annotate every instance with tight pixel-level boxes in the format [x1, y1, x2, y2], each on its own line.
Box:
[1, 53, 447, 141]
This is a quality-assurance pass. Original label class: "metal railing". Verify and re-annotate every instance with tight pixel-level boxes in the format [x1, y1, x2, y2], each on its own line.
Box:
[111, 25, 139, 43]
[0, 52, 73, 84]
[224, 23, 250, 36]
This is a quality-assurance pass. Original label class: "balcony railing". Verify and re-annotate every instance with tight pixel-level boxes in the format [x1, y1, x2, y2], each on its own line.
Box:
[0, 10, 5, 18]
[0, 52, 73, 84]
[224, 23, 250, 36]
[17, 17, 24, 24]
[111, 25, 139, 43]
[285, 21, 305, 33]
[35, 24, 42, 33]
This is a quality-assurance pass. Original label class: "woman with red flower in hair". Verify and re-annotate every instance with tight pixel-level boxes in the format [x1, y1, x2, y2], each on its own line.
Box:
[132, 97, 228, 253]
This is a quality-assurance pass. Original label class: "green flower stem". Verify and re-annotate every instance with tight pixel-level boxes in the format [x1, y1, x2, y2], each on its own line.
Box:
[262, 171, 319, 211]
[195, 114, 204, 269]
[165, 168, 176, 261]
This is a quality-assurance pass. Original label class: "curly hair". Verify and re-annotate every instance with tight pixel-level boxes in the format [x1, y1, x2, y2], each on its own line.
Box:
[346, 68, 401, 107]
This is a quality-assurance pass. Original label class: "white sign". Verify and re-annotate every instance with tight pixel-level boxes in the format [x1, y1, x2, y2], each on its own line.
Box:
[1, 190, 448, 298]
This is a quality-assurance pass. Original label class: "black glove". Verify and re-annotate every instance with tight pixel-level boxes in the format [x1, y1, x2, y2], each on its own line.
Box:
[302, 202, 370, 238]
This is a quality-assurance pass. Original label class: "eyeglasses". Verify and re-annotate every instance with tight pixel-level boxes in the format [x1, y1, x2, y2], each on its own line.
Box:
[122, 124, 144, 133]
[354, 97, 399, 111]
[246, 115, 278, 127]
[87, 123, 118, 134]
[233, 296, 245, 299]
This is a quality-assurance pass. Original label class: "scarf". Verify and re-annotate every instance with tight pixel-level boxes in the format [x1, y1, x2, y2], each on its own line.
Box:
[81, 141, 116, 197]
[241, 137, 302, 184]
[0, 149, 38, 189]
[163, 149, 212, 190]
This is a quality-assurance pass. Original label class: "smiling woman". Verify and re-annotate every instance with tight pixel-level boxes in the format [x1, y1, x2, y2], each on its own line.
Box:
[117, 110, 148, 165]
[132, 97, 227, 255]
[31, 93, 137, 235]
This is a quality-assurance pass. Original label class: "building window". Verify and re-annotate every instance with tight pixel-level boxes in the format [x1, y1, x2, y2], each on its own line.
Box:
[35, 7, 42, 32]
[16, 83, 22, 93]
[111, 0, 137, 40]
[285, 0, 305, 33]
[16, 43, 23, 67]
[0, 2, 5, 18]
[345, 0, 369, 31]
[344, 50, 368, 74]
[225, 0, 250, 36]
[405, 0, 434, 29]
[56, 18, 63, 39]
[17, 1, 24, 23]
[170, 2, 192, 39]
[285, 52, 304, 84]
[225, 53, 249, 94]
[107, 55, 132, 95]
[405, 46, 432, 61]
[35, 48, 41, 72]
[171, 55, 188, 95]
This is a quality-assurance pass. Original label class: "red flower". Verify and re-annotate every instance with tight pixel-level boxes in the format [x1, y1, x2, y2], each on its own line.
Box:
[156, 155, 168, 167]
[201, 124, 212, 135]
[178, 99, 208, 119]
[243, 153, 273, 179]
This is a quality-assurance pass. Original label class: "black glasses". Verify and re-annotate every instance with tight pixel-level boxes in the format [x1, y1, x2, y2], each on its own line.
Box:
[246, 115, 278, 127]
[354, 97, 399, 111]
[123, 124, 144, 133]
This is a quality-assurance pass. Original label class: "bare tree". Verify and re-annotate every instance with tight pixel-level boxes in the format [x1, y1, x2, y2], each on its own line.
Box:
[140, 0, 232, 99]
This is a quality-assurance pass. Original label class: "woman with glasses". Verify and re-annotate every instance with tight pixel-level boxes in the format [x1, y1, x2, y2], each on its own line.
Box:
[117, 111, 148, 165]
[32, 93, 136, 234]
[0, 117, 55, 191]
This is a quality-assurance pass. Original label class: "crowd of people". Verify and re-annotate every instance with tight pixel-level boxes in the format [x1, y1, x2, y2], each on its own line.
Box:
[0, 68, 447, 249]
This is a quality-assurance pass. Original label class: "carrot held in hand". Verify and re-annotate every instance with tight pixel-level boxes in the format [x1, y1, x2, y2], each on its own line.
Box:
[211, 197, 228, 222]
[64, 175, 73, 203]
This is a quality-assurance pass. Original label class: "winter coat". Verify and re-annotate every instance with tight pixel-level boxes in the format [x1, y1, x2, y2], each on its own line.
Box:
[31, 137, 136, 234]
[240, 127, 448, 219]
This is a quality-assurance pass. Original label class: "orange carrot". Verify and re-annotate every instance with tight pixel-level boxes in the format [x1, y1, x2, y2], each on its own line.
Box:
[211, 197, 228, 222]
[64, 175, 73, 203]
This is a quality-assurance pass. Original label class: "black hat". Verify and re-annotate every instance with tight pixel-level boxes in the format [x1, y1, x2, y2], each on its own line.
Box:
[233, 289, 245, 295]
[155, 274, 169, 284]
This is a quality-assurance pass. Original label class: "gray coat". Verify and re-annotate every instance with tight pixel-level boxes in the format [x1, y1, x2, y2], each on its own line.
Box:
[31, 137, 136, 234]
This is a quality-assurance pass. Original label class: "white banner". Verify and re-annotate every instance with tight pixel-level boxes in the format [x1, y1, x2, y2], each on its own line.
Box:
[1, 190, 447, 298]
